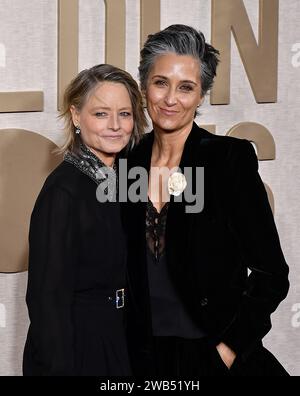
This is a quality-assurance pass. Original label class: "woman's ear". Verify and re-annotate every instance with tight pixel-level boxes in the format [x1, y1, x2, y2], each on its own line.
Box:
[70, 105, 80, 127]
[198, 96, 205, 107]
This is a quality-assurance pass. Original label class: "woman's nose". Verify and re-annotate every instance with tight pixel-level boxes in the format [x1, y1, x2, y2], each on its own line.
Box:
[164, 88, 177, 106]
[108, 114, 121, 131]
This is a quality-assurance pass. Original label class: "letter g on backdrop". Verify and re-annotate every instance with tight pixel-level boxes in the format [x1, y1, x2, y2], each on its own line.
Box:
[0, 130, 61, 273]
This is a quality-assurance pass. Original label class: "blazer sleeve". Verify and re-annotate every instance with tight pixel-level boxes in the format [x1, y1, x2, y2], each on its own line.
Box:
[220, 139, 289, 360]
[25, 184, 75, 375]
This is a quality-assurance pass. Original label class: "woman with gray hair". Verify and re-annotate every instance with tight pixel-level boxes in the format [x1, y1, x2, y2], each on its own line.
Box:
[124, 24, 289, 376]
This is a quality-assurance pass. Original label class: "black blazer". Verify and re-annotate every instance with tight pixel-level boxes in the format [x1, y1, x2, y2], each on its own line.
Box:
[23, 162, 128, 375]
[123, 122, 289, 375]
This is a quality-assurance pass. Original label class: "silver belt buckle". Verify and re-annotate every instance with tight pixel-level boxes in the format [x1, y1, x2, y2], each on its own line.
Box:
[116, 288, 125, 309]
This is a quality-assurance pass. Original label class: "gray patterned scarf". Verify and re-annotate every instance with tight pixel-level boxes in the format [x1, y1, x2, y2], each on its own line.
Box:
[64, 143, 118, 201]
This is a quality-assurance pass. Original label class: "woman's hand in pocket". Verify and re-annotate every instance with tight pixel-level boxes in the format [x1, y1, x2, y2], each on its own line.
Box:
[216, 342, 237, 369]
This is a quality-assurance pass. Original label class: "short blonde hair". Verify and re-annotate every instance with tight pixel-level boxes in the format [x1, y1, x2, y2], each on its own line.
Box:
[59, 64, 147, 154]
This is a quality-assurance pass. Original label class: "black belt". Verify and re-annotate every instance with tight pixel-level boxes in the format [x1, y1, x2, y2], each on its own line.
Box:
[74, 288, 126, 309]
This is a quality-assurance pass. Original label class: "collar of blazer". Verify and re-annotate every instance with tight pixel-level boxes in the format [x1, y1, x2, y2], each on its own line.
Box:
[128, 121, 212, 205]
[129, 121, 212, 170]
[127, 121, 213, 257]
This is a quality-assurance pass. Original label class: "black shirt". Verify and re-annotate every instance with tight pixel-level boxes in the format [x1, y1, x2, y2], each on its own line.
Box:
[146, 199, 205, 338]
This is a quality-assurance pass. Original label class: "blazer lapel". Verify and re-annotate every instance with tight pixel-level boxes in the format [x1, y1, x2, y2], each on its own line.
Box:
[126, 132, 154, 338]
[166, 123, 208, 283]
[127, 124, 211, 333]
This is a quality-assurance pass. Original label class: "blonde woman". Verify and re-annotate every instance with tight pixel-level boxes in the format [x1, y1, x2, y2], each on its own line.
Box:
[23, 64, 146, 376]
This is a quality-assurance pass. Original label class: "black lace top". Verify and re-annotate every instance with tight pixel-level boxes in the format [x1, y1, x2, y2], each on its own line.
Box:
[146, 200, 169, 262]
[146, 199, 205, 338]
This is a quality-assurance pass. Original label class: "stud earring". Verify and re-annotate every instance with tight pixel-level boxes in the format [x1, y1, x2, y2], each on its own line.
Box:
[75, 125, 81, 134]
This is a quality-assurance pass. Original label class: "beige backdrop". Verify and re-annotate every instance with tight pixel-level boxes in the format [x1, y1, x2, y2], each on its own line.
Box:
[0, 0, 299, 375]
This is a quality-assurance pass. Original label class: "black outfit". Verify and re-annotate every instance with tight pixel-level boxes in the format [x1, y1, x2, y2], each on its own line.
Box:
[146, 200, 205, 339]
[123, 122, 290, 376]
[23, 144, 131, 376]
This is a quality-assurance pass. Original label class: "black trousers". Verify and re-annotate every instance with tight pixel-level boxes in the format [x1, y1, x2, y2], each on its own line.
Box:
[152, 336, 289, 376]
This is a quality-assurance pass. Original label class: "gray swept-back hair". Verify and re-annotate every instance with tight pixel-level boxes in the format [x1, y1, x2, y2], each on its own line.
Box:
[139, 24, 220, 97]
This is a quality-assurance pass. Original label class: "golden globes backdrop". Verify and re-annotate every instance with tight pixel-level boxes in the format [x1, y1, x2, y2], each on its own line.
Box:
[0, 0, 299, 375]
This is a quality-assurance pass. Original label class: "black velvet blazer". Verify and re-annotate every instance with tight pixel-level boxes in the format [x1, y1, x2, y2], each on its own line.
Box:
[122, 122, 289, 375]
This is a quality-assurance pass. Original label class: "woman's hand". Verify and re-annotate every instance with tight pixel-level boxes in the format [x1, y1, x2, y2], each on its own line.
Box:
[216, 342, 237, 369]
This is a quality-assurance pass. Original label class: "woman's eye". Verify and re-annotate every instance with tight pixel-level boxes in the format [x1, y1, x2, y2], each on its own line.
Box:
[180, 85, 193, 92]
[120, 112, 132, 117]
[95, 112, 107, 117]
[154, 80, 167, 87]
